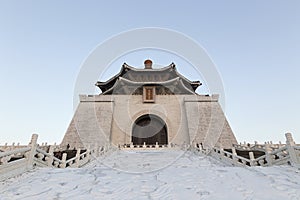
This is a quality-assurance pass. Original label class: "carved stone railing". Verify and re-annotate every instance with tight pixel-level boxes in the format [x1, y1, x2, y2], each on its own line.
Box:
[120, 142, 184, 150]
[233, 142, 285, 152]
[194, 133, 300, 168]
[0, 134, 38, 181]
[0, 142, 58, 153]
[0, 134, 104, 181]
[32, 147, 92, 168]
[0, 143, 28, 152]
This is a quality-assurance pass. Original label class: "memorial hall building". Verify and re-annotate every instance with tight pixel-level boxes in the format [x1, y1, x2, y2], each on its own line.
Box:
[61, 60, 237, 149]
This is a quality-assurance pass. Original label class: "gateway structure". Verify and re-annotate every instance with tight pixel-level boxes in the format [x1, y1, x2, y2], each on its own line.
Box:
[61, 60, 237, 149]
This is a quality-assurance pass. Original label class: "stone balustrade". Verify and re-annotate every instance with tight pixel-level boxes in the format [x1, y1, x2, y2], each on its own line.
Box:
[1, 132, 299, 181]
[194, 133, 300, 168]
[233, 142, 285, 152]
[120, 142, 184, 150]
[0, 134, 105, 181]
[0, 141, 60, 153]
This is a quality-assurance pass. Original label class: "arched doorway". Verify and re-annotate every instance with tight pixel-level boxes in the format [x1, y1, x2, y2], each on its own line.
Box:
[132, 114, 168, 145]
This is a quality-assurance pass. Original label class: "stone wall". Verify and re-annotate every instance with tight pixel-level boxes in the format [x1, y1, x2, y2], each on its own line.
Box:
[61, 94, 237, 149]
[184, 95, 237, 149]
[61, 95, 114, 149]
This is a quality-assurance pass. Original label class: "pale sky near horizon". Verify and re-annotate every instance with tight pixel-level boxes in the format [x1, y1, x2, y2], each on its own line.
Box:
[0, 1, 299, 144]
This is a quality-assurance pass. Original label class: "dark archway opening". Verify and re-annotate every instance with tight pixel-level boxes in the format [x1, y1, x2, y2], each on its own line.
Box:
[132, 114, 168, 145]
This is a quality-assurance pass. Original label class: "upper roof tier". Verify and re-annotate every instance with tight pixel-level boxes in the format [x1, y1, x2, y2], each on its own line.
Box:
[96, 61, 202, 95]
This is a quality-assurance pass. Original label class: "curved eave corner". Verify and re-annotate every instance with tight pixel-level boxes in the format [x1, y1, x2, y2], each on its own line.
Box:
[95, 63, 132, 92]
[171, 64, 202, 90]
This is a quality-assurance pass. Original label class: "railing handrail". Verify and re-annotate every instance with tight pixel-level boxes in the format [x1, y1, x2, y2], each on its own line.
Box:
[65, 151, 91, 166]
[36, 148, 51, 157]
[269, 146, 288, 155]
[65, 156, 77, 164]
[253, 155, 266, 162]
[0, 147, 31, 157]
[35, 147, 63, 163]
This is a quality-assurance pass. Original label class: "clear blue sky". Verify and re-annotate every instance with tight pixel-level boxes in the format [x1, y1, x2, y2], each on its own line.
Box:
[0, 1, 299, 144]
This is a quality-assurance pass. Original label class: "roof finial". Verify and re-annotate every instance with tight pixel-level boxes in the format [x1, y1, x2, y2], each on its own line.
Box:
[144, 59, 153, 69]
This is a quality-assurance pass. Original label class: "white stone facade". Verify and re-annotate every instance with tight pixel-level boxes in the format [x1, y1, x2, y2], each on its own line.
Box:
[61, 94, 237, 149]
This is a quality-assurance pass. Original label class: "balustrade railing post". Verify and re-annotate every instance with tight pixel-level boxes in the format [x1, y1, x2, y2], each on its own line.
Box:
[86, 149, 91, 162]
[130, 142, 134, 149]
[249, 152, 256, 166]
[47, 145, 54, 167]
[220, 147, 224, 157]
[27, 134, 38, 170]
[75, 148, 81, 167]
[265, 143, 273, 166]
[86, 144, 91, 160]
[232, 147, 238, 164]
[60, 153, 67, 168]
[285, 133, 300, 166]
